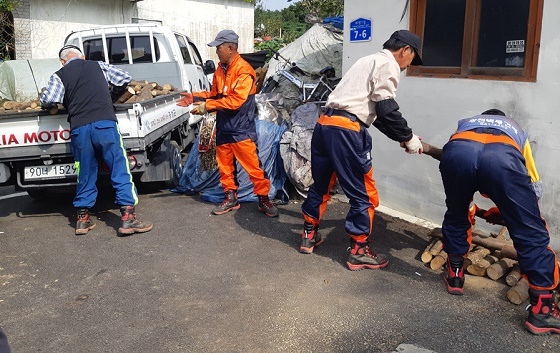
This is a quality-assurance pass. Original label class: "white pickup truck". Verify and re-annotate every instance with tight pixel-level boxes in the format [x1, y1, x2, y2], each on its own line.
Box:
[0, 24, 215, 199]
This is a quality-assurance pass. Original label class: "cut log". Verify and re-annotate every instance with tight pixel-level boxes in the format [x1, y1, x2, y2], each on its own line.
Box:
[29, 101, 39, 109]
[117, 89, 134, 104]
[124, 95, 138, 104]
[130, 80, 148, 86]
[490, 226, 508, 240]
[2, 101, 17, 110]
[150, 89, 170, 97]
[429, 239, 444, 256]
[421, 238, 439, 264]
[162, 83, 173, 91]
[463, 246, 491, 268]
[149, 82, 163, 90]
[506, 278, 530, 305]
[132, 84, 143, 93]
[487, 257, 518, 280]
[430, 250, 448, 271]
[505, 264, 521, 286]
[136, 90, 153, 102]
[467, 254, 499, 277]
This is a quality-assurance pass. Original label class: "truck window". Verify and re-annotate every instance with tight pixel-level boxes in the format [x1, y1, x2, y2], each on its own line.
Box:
[188, 42, 203, 66]
[83, 36, 161, 64]
[175, 34, 193, 64]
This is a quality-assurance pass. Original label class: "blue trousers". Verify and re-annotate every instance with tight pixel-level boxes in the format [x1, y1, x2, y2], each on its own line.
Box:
[70, 120, 137, 209]
[440, 139, 557, 290]
[302, 114, 379, 240]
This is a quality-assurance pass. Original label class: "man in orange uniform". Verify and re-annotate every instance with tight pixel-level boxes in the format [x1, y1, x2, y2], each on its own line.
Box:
[178, 30, 278, 217]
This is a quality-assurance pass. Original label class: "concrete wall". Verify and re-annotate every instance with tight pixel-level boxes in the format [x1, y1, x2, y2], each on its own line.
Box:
[343, 0, 560, 249]
[11, 0, 253, 62]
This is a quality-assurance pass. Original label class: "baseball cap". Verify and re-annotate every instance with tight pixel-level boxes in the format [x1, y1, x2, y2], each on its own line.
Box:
[389, 30, 423, 65]
[208, 29, 239, 47]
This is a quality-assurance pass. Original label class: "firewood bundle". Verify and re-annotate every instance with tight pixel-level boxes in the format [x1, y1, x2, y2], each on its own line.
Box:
[1, 99, 42, 113]
[116, 80, 177, 104]
[422, 227, 560, 306]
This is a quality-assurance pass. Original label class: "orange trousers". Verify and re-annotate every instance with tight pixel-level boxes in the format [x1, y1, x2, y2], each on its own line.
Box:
[215, 139, 270, 196]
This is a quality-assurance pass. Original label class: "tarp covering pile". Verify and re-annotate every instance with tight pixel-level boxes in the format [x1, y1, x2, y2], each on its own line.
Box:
[265, 23, 343, 79]
[173, 119, 288, 203]
[0, 59, 59, 102]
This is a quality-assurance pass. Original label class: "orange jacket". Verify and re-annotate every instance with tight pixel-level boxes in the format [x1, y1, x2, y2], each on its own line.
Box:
[193, 53, 257, 144]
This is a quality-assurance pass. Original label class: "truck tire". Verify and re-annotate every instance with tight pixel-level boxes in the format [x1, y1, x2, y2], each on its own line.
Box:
[164, 140, 183, 188]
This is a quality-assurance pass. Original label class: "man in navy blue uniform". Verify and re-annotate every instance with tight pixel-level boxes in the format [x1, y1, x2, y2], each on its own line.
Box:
[41, 45, 153, 236]
[440, 109, 559, 334]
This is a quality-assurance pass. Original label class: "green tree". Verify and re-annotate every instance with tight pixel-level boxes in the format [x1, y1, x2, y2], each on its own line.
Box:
[0, 0, 19, 60]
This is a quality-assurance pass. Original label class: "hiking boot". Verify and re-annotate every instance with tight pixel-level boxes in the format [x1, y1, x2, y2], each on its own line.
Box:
[299, 221, 322, 254]
[212, 190, 240, 215]
[346, 242, 388, 270]
[525, 291, 560, 335]
[75, 208, 95, 235]
[258, 195, 279, 217]
[118, 206, 153, 236]
[444, 256, 465, 295]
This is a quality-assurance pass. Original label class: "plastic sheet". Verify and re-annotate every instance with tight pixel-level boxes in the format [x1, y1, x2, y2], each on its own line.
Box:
[0, 59, 60, 102]
[172, 119, 289, 203]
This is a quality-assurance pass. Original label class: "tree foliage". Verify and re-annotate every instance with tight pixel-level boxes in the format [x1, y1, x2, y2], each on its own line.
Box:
[0, 0, 20, 12]
[254, 0, 342, 51]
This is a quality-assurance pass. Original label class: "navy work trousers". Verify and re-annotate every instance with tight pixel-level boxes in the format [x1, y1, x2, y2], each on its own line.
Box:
[440, 139, 557, 290]
[70, 120, 137, 209]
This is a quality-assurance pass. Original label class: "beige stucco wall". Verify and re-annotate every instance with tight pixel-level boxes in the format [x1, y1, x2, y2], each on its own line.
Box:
[343, 0, 560, 249]
[14, 0, 253, 62]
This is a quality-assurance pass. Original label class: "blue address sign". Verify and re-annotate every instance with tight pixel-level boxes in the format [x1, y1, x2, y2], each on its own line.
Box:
[350, 18, 372, 42]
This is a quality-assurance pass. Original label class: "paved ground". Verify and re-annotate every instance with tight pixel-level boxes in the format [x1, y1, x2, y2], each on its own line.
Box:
[0, 187, 558, 352]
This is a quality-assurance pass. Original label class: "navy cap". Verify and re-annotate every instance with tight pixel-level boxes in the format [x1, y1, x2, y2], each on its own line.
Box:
[208, 30, 239, 47]
[389, 30, 423, 65]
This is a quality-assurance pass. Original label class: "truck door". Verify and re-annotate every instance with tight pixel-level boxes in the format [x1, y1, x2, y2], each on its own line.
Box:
[174, 34, 211, 92]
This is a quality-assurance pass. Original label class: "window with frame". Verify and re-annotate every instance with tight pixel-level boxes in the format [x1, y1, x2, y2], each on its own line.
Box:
[175, 34, 193, 64]
[83, 35, 160, 64]
[409, 0, 543, 82]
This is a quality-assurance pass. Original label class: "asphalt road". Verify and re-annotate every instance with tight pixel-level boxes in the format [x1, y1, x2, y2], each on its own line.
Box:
[0, 187, 558, 352]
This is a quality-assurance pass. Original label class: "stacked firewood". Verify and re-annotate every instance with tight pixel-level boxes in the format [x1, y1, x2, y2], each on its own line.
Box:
[1, 99, 42, 113]
[115, 80, 177, 104]
[422, 227, 560, 305]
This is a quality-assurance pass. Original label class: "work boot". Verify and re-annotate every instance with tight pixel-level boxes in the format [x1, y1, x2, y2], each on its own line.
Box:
[444, 255, 465, 295]
[212, 190, 240, 215]
[118, 206, 153, 236]
[299, 221, 322, 254]
[346, 241, 388, 271]
[525, 290, 560, 335]
[257, 195, 279, 217]
[75, 208, 95, 235]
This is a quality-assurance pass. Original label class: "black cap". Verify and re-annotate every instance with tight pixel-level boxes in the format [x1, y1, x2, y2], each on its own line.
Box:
[58, 44, 82, 59]
[389, 30, 423, 66]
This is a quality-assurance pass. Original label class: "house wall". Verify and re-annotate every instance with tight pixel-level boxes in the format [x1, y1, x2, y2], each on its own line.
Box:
[11, 0, 253, 63]
[343, 0, 560, 249]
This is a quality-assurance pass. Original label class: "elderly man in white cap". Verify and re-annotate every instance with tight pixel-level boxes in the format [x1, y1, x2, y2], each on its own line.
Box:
[177, 30, 279, 218]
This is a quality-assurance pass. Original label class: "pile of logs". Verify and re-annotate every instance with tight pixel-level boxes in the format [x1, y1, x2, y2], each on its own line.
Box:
[0, 80, 177, 115]
[1, 99, 42, 113]
[115, 80, 177, 104]
[422, 227, 559, 306]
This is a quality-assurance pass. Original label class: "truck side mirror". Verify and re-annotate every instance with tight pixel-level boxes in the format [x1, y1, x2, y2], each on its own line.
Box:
[203, 60, 216, 75]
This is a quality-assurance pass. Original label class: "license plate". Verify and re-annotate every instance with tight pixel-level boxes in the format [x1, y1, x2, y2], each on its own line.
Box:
[24, 163, 77, 180]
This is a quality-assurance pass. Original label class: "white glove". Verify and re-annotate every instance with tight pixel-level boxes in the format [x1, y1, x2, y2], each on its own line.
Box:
[404, 134, 423, 154]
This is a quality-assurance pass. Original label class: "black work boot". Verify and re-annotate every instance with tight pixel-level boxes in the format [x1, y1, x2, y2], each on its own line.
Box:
[75, 208, 95, 235]
[257, 195, 279, 217]
[444, 255, 465, 295]
[300, 221, 322, 254]
[525, 290, 560, 335]
[212, 190, 240, 215]
[118, 206, 153, 236]
[346, 241, 388, 271]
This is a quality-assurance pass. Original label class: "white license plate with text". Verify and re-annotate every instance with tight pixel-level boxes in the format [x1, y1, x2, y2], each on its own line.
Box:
[24, 163, 77, 180]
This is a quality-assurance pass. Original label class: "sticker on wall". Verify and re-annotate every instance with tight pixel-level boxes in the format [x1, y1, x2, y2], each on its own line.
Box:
[506, 40, 525, 53]
[350, 18, 372, 42]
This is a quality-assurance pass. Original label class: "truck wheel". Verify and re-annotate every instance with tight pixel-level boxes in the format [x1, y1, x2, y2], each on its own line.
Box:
[164, 140, 183, 188]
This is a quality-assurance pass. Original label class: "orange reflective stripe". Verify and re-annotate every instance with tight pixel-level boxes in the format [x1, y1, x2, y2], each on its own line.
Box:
[527, 250, 560, 291]
[318, 114, 361, 132]
[450, 131, 521, 152]
[363, 166, 378, 236]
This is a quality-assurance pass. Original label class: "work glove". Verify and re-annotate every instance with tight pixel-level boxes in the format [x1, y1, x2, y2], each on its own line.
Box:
[483, 207, 505, 225]
[177, 92, 194, 107]
[190, 101, 207, 115]
[403, 134, 423, 154]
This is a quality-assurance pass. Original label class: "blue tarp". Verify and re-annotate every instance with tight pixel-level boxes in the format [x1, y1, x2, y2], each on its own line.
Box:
[172, 119, 289, 203]
[323, 16, 344, 30]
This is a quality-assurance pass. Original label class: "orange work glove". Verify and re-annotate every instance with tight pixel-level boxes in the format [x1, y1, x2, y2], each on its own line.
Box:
[483, 207, 505, 225]
[190, 101, 207, 115]
[177, 92, 194, 107]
